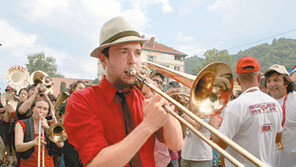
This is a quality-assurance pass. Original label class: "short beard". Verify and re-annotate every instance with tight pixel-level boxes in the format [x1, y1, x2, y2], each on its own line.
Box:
[113, 78, 135, 91]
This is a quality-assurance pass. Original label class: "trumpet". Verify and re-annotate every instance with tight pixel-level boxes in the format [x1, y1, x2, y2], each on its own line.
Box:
[128, 61, 267, 167]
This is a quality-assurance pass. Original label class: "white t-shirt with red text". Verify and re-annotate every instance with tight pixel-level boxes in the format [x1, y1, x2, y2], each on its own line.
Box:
[219, 87, 282, 167]
[275, 91, 296, 167]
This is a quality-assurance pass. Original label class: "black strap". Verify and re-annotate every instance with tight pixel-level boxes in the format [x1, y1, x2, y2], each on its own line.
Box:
[101, 31, 140, 45]
[116, 92, 142, 167]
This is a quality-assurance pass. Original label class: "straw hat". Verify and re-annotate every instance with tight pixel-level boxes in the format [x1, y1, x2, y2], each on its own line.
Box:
[90, 17, 147, 58]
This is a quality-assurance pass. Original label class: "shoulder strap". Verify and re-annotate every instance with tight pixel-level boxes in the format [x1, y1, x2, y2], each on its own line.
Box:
[23, 118, 35, 142]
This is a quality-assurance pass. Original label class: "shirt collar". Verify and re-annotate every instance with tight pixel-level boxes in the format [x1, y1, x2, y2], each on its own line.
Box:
[99, 76, 118, 105]
[99, 76, 136, 105]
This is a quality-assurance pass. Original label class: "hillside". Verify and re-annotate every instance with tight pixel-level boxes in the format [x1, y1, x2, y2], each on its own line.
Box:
[184, 38, 296, 74]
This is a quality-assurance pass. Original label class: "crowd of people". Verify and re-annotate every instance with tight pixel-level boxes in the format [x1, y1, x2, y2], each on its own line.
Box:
[0, 16, 295, 167]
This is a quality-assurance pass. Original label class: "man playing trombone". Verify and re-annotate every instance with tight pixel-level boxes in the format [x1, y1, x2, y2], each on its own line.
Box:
[64, 16, 183, 167]
[212, 56, 282, 166]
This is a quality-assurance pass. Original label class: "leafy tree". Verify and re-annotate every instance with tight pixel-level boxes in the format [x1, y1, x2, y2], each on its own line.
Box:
[92, 78, 100, 84]
[203, 49, 231, 66]
[192, 49, 231, 75]
[26, 52, 64, 77]
[184, 55, 204, 74]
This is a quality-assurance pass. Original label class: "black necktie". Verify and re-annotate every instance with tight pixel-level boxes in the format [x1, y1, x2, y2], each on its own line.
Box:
[116, 92, 142, 167]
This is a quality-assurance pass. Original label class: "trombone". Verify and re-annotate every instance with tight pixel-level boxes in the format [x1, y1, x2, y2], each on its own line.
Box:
[38, 114, 45, 167]
[129, 61, 267, 167]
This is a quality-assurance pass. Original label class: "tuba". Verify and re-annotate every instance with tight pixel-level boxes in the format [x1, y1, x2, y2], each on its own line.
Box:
[6, 65, 30, 91]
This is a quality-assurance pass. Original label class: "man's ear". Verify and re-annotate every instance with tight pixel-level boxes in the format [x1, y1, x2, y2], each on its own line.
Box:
[98, 53, 107, 68]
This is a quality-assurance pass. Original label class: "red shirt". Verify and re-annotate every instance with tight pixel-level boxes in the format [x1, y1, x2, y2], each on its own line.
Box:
[64, 77, 155, 166]
[17, 120, 54, 167]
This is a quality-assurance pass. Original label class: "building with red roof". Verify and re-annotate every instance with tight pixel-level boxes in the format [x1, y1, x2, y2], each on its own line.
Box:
[97, 37, 188, 81]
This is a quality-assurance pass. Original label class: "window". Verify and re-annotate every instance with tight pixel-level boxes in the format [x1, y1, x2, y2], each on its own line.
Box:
[147, 55, 156, 62]
[174, 66, 180, 71]
[162, 54, 174, 60]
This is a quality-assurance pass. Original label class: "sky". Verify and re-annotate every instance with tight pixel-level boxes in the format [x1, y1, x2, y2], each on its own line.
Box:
[1, 0, 296, 92]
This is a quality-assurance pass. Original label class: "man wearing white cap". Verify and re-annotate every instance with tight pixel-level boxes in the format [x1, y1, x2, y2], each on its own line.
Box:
[64, 17, 183, 167]
[264, 64, 296, 167]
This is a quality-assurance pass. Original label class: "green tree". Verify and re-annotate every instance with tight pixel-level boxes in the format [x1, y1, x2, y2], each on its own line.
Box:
[203, 49, 231, 66]
[92, 78, 100, 84]
[184, 55, 204, 74]
[192, 49, 231, 75]
[26, 52, 64, 77]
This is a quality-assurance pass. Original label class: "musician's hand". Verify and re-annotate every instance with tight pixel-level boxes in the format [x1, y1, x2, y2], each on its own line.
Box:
[5, 104, 14, 113]
[55, 141, 64, 148]
[165, 87, 182, 96]
[36, 84, 46, 94]
[32, 136, 46, 146]
[39, 115, 50, 130]
[142, 85, 155, 99]
[142, 93, 171, 132]
[141, 77, 155, 99]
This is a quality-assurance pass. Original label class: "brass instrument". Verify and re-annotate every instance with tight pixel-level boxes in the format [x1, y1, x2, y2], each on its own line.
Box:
[54, 91, 70, 119]
[38, 114, 45, 167]
[46, 91, 69, 143]
[1, 93, 19, 111]
[277, 140, 284, 150]
[30, 70, 54, 94]
[129, 61, 267, 167]
[6, 65, 30, 91]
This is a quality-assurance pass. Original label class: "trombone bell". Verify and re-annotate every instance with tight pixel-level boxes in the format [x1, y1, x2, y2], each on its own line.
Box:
[190, 63, 233, 118]
[145, 61, 233, 118]
[47, 123, 68, 143]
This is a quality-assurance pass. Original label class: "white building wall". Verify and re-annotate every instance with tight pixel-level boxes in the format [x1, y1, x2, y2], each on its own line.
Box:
[97, 50, 186, 82]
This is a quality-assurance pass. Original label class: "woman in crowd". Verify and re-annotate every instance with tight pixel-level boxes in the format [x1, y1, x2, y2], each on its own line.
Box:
[18, 88, 29, 103]
[15, 98, 63, 167]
